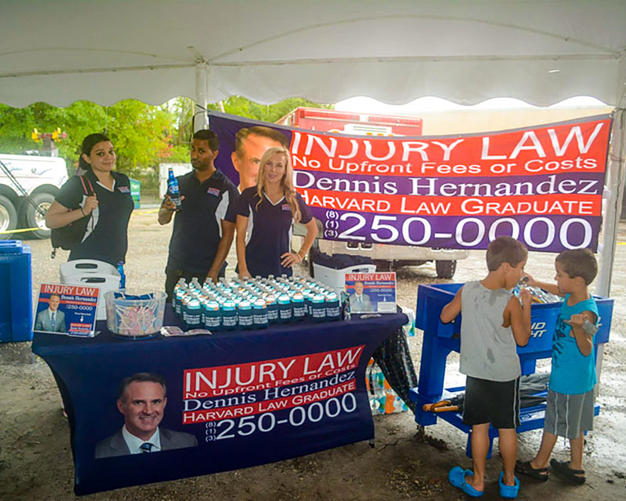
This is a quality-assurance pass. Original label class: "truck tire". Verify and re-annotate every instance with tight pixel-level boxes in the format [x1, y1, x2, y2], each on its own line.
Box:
[0, 195, 18, 240]
[23, 192, 55, 239]
[435, 260, 457, 279]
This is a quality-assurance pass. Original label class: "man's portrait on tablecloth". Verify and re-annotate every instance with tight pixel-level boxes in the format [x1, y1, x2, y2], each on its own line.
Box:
[95, 372, 197, 459]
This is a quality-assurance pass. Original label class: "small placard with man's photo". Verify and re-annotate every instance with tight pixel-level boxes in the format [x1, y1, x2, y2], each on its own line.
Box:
[34, 284, 99, 337]
[345, 272, 397, 314]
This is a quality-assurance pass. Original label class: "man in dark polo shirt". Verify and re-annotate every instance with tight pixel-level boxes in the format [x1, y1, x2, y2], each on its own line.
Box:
[159, 130, 239, 301]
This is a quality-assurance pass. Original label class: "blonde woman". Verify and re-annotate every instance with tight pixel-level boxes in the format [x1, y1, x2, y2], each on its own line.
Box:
[236, 147, 318, 278]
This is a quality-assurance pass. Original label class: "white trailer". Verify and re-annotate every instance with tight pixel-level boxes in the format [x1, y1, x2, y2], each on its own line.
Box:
[0, 154, 68, 239]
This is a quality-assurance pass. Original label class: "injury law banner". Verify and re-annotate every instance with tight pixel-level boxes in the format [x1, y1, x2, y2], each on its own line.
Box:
[210, 111, 611, 252]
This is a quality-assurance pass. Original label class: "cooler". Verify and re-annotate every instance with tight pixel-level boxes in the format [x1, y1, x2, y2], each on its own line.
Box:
[60, 260, 121, 320]
[60, 259, 119, 283]
[312, 262, 376, 294]
[310, 248, 376, 294]
[0, 240, 32, 342]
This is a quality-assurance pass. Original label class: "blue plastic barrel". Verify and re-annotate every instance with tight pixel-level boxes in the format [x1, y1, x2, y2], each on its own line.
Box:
[0, 241, 33, 342]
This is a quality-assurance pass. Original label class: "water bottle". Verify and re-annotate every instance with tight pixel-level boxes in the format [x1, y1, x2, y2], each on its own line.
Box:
[252, 299, 269, 329]
[190, 277, 201, 291]
[184, 297, 202, 329]
[277, 294, 292, 323]
[292, 293, 306, 322]
[311, 294, 327, 322]
[203, 300, 222, 332]
[237, 300, 254, 329]
[324, 292, 341, 321]
[117, 261, 126, 290]
[303, 290, 314, 317]
[222, 300, 238, 331]
[174, 283, 187, 316]
[265, 294, 279, 324]
[167, 167, 182, 210]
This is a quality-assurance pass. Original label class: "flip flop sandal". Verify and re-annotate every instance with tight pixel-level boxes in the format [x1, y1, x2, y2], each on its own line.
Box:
[515, 459, 549, 481]
[550, 459, 585, 485]
[499, 472, 520, 499]
[448, 466, 484, 497]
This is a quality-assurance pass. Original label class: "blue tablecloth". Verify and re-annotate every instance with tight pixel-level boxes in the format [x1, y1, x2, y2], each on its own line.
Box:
[33, 308, 407, 495]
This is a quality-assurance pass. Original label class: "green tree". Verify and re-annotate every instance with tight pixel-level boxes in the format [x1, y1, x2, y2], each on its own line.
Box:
[169, 96, 330, 150]
[0, 100, 177, 175]
[0, 96, 330, 195]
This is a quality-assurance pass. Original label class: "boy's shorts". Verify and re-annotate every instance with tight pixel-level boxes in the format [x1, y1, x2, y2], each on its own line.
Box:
[544, 388, 594, 439]
[462, 376, 520, 429]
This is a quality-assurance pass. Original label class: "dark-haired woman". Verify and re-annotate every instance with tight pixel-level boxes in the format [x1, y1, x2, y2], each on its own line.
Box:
[46, 133, 134, 266]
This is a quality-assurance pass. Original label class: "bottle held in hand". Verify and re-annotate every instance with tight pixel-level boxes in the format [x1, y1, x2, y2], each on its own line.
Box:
[167, 167, 182, 210]
[117, 261, 126, 290]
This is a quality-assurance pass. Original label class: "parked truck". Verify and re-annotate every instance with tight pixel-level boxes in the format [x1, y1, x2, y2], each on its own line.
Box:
[276, 107, 467, 278]
[0, 154, 68, 239]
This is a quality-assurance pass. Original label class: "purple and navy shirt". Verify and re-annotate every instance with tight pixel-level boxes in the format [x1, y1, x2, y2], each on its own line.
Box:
[237, 186, 312, 277]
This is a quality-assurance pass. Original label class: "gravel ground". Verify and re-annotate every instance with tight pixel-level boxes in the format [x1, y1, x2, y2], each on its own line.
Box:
[1, 210, 625, 500]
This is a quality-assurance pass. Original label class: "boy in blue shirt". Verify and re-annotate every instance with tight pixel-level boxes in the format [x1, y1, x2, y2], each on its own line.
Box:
[441, 236, 532, 498]
[516, 249, 599, 485]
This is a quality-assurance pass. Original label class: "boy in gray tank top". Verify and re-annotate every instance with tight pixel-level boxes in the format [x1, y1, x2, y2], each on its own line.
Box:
[440, 236, 532, 499]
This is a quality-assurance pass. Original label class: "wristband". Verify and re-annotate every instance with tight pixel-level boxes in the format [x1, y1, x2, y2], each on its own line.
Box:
[80, 207, 86, 217]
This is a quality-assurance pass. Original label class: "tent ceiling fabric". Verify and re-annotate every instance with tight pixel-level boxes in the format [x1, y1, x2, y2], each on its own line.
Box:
[1, 0, 625, 107]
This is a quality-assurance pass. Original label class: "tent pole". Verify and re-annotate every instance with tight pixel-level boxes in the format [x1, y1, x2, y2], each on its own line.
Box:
[597, 109, 625, 297]
[595, 108, 625, 384]
[194, 62, 209, 132]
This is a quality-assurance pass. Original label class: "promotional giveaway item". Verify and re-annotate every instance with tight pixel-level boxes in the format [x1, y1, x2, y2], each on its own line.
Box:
[345, 272, 396, 314]
[34, 283, 98, 337]
[170, 275, 347, 333]
[104, 291, 166, 339]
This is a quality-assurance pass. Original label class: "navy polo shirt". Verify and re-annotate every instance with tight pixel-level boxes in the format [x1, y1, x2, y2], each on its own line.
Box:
[166, 169, 239, 275]
[55, 169, 134, 266]
[237, 186, 312, 278]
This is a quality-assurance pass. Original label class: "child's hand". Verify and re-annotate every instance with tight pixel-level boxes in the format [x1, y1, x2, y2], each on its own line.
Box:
[523, 272, 537, 287]
[519, 288, 532, 308]
[565, 313, 588, 336]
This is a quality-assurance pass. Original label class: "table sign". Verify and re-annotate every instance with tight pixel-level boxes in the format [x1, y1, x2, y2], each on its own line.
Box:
[345, 273, 396, 313]
[33, 283, 98, 337]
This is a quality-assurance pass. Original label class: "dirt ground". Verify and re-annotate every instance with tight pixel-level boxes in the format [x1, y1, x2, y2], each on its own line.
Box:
[1, 210, 625, 500]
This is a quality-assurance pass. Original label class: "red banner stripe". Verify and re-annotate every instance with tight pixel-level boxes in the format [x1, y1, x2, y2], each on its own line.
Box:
[183, 346, 364, 398]
[300, 189, 601, 216]
[289, 118, 610, 178]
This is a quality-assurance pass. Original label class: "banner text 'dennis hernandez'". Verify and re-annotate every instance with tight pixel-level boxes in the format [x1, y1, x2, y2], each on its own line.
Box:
[291, 115, 610, 252]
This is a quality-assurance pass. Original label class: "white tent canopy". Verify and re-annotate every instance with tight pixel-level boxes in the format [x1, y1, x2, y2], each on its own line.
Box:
[1, 0, 625, 296]
[1, 0, 625, 108]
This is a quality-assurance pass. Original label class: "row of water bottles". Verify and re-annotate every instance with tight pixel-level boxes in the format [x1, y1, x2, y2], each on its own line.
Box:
[173, 275, 345, 331]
